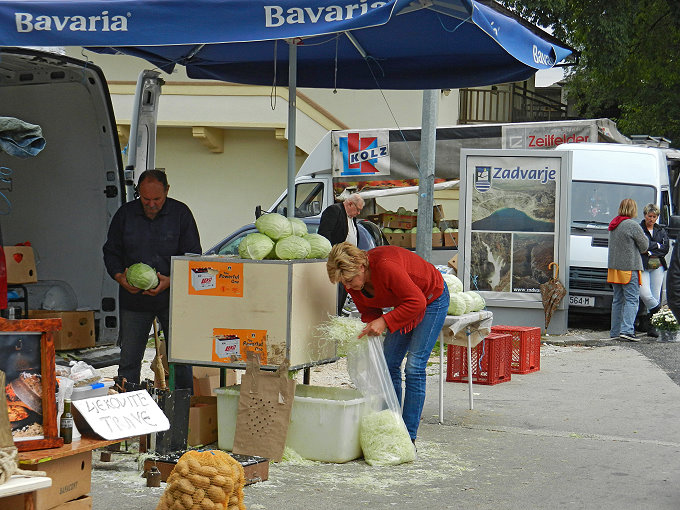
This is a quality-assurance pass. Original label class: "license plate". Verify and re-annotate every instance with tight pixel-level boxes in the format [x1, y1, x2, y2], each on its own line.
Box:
[569, 295, 595, 307]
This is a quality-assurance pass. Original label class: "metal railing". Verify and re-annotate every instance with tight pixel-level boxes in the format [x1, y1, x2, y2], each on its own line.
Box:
[459, 85, 568, 124]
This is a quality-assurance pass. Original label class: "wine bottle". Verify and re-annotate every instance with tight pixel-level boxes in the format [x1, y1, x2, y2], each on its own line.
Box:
[60, 399, 73, 444]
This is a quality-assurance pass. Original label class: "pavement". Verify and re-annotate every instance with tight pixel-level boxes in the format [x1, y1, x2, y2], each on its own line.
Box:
[88, 326, 680, 510]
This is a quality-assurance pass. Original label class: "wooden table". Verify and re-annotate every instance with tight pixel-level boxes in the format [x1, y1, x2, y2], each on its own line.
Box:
[0, 475, 52, 510]
[17, 436, 124, 465]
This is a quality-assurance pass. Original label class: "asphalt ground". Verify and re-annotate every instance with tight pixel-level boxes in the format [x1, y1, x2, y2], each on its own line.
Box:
[87, 315, 680, 510]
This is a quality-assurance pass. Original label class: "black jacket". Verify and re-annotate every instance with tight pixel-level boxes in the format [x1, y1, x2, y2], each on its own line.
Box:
[667, 241, 680, 315]
[639, 220, 669, 270]
[318, 202, 360, 246]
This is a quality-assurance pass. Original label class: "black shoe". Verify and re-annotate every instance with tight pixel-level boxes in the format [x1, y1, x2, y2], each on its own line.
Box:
[649, 304, 662, 316]
[647, 326, 659, 338]
[620, 333, 641, 342]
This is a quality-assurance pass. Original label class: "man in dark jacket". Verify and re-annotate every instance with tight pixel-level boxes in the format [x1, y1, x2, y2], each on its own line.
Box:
[318, 193, 364, 314]
[103, 169, 201, 390]
[318, 194, 364, 246]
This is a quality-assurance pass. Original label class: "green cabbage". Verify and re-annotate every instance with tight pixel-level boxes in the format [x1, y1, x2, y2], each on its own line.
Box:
[274, 235, 311, 260]
[459, 292, 475, 314]
[289, 217, 308, 236]
[432, 227, 441, 233]
[448, 293, 467, 315]
[238, 232, 274, 260]
[360, 410, 415, 466]
[126, 263, 159, 290]
[396, 206, 407, 215]
[444, 228, 455, 233]
[382, 227, 393, 234]
[409, 227, 417, 233]
[393, 228, 404, 233]
[442, 273, 463, 293]
[255, 213, 293, 240]
[303, 234, 332, 259]
[465, 291, 486, 312]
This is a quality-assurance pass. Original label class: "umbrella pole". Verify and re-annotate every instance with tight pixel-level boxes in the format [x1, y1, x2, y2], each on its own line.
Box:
[286, 40, 297, 220]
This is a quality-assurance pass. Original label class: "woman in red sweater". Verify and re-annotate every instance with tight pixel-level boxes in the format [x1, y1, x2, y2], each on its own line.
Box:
[327, 242, 449, 442]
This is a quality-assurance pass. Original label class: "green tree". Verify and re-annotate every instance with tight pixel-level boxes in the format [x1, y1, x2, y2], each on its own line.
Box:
[502, 0, 680, 147]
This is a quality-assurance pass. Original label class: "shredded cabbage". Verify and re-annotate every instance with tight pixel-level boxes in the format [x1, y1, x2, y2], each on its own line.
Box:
[274, 235, 311, 260]
[238, 232, 274, 260]
[360, 409, 416, 466]
[126, 263, 159, 290]
[303, 233, 332, 259]
[289, 217, 308, 236]
[255, 213, 293, 240]
[442, 273, 463, 293]
[316, 315, 365, 356]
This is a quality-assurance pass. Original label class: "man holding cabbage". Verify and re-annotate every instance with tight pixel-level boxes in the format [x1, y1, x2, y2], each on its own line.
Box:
[103, 169, 201, 390]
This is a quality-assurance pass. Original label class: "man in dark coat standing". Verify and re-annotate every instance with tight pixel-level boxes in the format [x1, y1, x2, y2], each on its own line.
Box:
[318, 193, 364, 313]
[666, 238, 680, 323]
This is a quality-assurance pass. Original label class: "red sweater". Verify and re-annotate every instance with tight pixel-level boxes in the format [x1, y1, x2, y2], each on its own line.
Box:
[347, 246, 444, 333]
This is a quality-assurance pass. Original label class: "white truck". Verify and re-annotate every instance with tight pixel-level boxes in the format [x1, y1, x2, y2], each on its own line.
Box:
[260, 121, 680, 315]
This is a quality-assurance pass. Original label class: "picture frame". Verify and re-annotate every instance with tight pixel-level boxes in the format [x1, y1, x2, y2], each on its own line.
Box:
[0, 317, 64, 451]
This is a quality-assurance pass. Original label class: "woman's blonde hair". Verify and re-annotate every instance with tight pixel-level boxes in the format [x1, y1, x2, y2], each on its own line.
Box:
[643, 203, 660, 216]
[326, 242, 368, 284]
[618, 198, 638, 218]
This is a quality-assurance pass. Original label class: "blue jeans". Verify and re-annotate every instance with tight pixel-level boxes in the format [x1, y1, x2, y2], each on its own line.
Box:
[118, 308, 193, 390]
[610, 277, 640, 337]
[639, 267, 664, 310]
[383, 282, 449, 440]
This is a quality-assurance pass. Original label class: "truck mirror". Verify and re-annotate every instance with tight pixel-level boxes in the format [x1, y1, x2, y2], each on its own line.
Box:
[255, 205, 262, 219]
[668, 215, 680, 239]
[311, 202, 321, 215]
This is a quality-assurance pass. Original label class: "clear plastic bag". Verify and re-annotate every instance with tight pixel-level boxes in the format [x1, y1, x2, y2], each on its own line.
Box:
[68, 360, 101, 386]
[347, 336, 416, 466]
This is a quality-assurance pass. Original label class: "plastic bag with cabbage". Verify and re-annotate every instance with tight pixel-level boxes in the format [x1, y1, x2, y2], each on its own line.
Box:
[238, 232, 274, 260]
[126, 262, 159, 290]
[255, 213, 293, 240]
[275, 236, 311, 260]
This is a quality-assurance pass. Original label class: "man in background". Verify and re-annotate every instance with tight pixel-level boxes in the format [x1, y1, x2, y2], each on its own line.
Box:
[318, 193, 365, 314]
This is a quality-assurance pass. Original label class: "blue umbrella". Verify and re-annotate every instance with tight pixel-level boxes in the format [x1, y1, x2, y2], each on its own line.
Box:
[0, 0, 573, 89]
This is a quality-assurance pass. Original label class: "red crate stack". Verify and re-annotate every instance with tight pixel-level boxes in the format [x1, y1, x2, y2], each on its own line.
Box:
[446, 332, 512, 385]
[490, 325, 541, 374]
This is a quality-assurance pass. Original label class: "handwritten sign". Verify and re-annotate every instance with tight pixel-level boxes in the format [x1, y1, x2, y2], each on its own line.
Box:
[72, 390, 169, 440]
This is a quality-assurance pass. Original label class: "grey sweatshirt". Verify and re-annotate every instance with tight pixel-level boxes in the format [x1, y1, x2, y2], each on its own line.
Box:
[608, 218, 648, 270]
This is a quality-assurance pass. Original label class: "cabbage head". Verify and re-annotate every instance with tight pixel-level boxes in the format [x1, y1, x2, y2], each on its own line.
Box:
[238, 232, 274, 260]
[303, 233, 332, 259]
[432, 227, 441, 233]
[459, 292, 475, 314]
[275, 235, 311, 260]
[465, 291, 486, 312]
[289, 217, 308, 236]
[382, 227, 393, 234]
[255, 213, 293, 240]
[442, 273, 463, 294]
[448, 293, 467, 315]
[393, 228, 405, 233]
[126, 262, 159, 290]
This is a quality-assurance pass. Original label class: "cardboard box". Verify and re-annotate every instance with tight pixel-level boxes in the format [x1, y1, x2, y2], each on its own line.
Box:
[28, 310, 95, 350]
[192, 367, 236, 396]
[381, 213, 416, 230]
[5, 452, 92, 510]
[384, 233, 408, 247]
[4, 245, 37, 284]
[188, 396, 218, 446]
[443, 231, 458, 247]
[448, 254, 458, 274]
[52, 496, 93, 510]
[407, 233, 443, 248]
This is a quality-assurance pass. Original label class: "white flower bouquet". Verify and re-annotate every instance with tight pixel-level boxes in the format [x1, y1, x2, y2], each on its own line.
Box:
[651, 307, 680, 332]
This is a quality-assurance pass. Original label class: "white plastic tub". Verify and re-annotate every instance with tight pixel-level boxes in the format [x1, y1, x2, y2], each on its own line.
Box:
[70, 379, 114, 400]
[215, 384, 369, 463]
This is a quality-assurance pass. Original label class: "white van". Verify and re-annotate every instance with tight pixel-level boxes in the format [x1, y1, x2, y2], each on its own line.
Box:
[0, 47, 124, 345]
[562, 142, 675, 314]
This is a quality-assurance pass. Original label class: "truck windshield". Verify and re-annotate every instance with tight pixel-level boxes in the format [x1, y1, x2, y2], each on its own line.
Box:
[274, 181, 324, 217]
[571, 181, 656, 225]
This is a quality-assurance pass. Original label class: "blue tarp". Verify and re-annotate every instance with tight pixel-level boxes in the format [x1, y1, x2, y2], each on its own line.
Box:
[0, 0, 574, 89]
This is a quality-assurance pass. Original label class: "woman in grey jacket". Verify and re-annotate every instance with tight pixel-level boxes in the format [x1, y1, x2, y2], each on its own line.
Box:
[607, 199, 649, 341]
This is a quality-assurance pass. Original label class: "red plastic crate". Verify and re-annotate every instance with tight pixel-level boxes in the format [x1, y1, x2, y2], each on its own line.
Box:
[446, 332, 512, 385]
[491, 325, 541, 374]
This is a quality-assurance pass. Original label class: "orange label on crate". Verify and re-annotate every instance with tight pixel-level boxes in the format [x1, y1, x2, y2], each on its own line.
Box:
[188, 261, 243, 297]
[212, 328, 267, 364]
